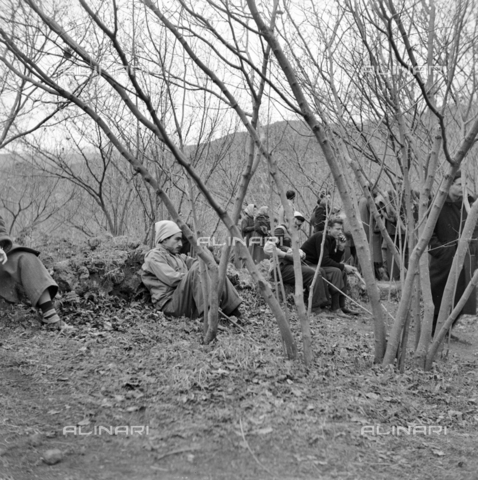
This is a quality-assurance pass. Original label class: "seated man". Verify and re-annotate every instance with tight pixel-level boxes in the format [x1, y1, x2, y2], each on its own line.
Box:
[264, 211, 330, 311]
[0, 214, 67, 329]
[141, 220, 242, 318]
[301, 217, 359, 315]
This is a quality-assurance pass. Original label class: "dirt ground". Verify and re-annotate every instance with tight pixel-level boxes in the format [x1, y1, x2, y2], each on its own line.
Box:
[1, 284, 478, 480]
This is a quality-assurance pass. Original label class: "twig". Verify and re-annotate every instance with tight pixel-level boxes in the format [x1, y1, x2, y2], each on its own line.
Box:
[155, 445, 201, 461]
[315, 270, 396, 321]
[218, 309, 245, 331]
[218, 310, 261, 346]
[320, 276, 373, 316]
[239, 418, 275, 477]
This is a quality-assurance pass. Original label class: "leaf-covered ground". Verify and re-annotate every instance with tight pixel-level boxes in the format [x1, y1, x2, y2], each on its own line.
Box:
[1, 238, 477, 479]
[1, 285, 477, 480]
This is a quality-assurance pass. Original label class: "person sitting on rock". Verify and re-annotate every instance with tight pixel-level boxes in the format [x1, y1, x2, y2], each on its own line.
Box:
[264, 211, 330, 311]
[301, 217, 359, 316]
[141, 220, 242, 318]
[0, 214, 69, 330]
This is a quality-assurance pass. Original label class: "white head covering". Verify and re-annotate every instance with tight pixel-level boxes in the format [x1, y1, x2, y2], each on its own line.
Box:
[294, 211, 305, 222]
[244, 204, 256, 217]
[155, 220, 182, 245]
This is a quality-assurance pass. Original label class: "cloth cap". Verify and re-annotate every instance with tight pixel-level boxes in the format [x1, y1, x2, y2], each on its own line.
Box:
[294, 211, 305, 222]
[286, 190, 296, 200]
[155, 220, 182, 245]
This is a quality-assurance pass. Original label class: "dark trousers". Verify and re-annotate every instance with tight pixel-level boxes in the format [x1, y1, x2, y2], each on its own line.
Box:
[278, 263, 330, 308]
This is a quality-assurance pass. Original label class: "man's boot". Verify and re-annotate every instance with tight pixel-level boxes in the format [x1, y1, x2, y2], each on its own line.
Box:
[339, 294, 359, 316]
[330, 293, 340, 312]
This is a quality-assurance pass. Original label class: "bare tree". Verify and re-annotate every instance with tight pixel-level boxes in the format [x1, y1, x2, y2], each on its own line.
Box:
[0, 0, 297, 355]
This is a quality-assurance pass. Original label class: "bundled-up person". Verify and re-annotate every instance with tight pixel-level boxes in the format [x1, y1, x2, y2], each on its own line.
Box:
[0, 214, 69, 330]
[310, 191, 331, 235]
[240, 204, 257, 246]
[429, 171, 478, 334]
[141, 220, 242, 318]
[301, 217, 359, 315]
[249, 206, 270, 264]
[264, 211, 330, 311]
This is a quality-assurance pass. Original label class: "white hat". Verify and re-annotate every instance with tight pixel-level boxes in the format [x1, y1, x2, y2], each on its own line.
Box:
[155, 220, 182, 244]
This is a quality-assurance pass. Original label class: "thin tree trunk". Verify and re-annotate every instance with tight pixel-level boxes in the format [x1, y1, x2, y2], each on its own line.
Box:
[425, 269, 478, 370]
[433, 199, 478, 337]
[246, 0, 387, 361]
[414, 135, 441, 367]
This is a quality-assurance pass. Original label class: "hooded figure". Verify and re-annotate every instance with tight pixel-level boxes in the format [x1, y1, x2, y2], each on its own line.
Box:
[141, 220, 242, 318]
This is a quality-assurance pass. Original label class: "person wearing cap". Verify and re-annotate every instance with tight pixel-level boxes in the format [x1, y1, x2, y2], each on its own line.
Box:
[0, 213, 69, 330]
[277, 190, 296, 226]
[141, 220, 242, 318]
[264, 211, 331, 311]
[301, 217, 359, 315]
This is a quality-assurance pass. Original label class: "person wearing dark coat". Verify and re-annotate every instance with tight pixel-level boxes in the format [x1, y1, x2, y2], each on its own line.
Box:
[264, 212, 331, 310]
[429, 173, 477, 334]
[0, 214, 68, 329]
[240, 204, 256, 246]
[301, 217, 359, 315]
[249, 206, 270, 264]
[310, 191, 331, 235]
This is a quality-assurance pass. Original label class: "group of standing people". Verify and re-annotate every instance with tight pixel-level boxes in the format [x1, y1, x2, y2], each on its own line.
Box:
[240, 190, 298, 264]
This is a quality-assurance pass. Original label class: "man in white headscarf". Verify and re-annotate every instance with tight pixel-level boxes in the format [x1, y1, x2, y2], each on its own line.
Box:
[141, 220, 242, 318]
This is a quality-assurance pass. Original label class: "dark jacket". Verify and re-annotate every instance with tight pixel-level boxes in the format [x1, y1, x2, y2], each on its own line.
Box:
[301, 232, 344, 270]
[252, 213, 270, 239]
[240, 214, 255, 244]
[0, 215, 38, 256]
[310, 203, 327, 234]
[429, 197, 477, 316]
